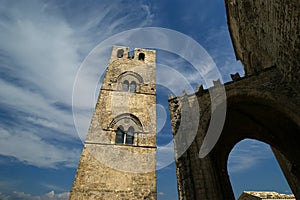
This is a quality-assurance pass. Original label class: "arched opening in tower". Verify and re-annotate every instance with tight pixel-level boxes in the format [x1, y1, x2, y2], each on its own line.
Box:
[138, 53, 145, 61]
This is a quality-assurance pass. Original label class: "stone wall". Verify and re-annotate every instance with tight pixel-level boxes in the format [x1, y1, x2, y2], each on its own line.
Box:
[169, 1, 300, 199]
[69, 149, 156, 200]
[69, 46, 157, 200]
[170, 67, 300, 199]
[226, 0, 300, 90]
[238, 191, 295, 200]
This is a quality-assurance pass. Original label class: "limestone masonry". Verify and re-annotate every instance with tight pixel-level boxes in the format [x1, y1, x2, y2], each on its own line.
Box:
[238, 191, 295, 200]
[69, 0, 300, 199]
[169, 0, 300, 199]
[69, 46, 157, 200]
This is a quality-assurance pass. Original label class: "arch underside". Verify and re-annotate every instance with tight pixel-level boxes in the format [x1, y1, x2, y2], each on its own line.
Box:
[212, 100, 300, 199]
[116, 71, 144, 85]
[108, 113, 143, 132]
[173, 68, 300, 200]
[169, 0, 300, 198]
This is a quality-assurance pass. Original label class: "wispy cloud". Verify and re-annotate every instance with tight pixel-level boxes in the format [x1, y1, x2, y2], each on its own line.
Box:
[158, 191, 165, 196]
[41, 183, 67, 193]
[157, 142, 175, 170]
[0, 127, 80, 168]
[156, 51, 211, 97]
[228, 139, 273, 173]
[203, 25, 245, 82]
[0, 191, 68, 200]
[0, 0, 154, 168]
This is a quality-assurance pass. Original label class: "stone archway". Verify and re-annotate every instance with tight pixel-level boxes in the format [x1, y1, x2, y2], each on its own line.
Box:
[227, 138, 292, 198]
[170, 0, 300, 199]
[212, 93, 300, 199]
[170, 68, 300, 200]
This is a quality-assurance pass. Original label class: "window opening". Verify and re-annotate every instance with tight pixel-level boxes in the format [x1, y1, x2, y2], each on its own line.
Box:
[138, 53, 145, 61]
[116, 126, 125, 144]
[128, 50, 134, 59]
[129, 81, 137, 93]
[126, 126, 134, 145]
[115, 126, 134, 145]
[122, 80, 129, 91]
[117, 49, 124, 58]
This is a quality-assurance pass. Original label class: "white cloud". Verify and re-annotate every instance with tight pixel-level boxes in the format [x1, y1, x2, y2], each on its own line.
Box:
[0, 79, 75, 137]
[26, 116, 59, 130]
[203, 25, 244, 82]
[158, 191, 165, 196]
[0, 192, 9, 200]
[0, 191, 68, 200]
[0, 0, 154, 169]
[0, 2, 80, 105]
[0, 127, 80, 168]
[156, 142, 175, 170]
[228, 139, 273, 173]
[41, 184, 66, 194]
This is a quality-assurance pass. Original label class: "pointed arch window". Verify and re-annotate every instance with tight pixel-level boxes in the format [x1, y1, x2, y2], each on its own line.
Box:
[122, 80, 129, 91]
[126, 126, 134, 145]
[115, 125, 134, 145]
[116, 126, 125, 144]
[129, 81, 136, 93]
[110, 113, 142, 145]
[116, 71, 143, 93]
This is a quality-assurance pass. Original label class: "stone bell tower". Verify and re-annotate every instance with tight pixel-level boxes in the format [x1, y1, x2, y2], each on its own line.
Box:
[69, 46, 157, 200]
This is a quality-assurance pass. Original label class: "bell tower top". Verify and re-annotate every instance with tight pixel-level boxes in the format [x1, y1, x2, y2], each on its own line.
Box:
[110, 45, 156, 64]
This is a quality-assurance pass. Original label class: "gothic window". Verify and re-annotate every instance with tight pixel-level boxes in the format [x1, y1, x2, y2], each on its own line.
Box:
[122, 80, 129, 91]
[116, 126, 125, 144]
[117, 49, 124, 58]
[126, 126, 134, 145]
[129, 81, 136, 93]
[117, 71, 143, 93]
[138, 53, 145, 61]
[110, 113, 143, 145]
[115, 125, 134, 145]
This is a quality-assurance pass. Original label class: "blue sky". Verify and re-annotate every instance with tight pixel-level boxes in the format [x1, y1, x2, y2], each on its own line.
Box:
[0, 0, 292, 199]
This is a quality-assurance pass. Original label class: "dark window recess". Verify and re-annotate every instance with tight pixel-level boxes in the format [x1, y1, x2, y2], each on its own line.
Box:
[129, 81, 137, 93]
[138, 53, 145, 61]
[115, 126, 134, 145]
[122, 80, 129, 91]
[116, 126, 125, 144]
[126, 126, 134, 145]
[117, 49, 124, 58]
[128, 50, 134, 59]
